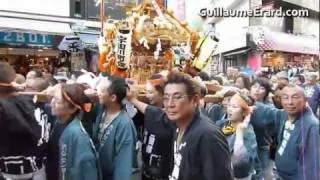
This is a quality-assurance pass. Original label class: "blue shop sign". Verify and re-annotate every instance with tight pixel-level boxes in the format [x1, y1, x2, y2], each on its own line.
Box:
[0, 32, 53, 46]
[240, 67, 254, 76]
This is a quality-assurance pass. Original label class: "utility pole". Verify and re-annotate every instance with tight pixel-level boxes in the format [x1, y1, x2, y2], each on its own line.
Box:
[100, 0, 105, 36]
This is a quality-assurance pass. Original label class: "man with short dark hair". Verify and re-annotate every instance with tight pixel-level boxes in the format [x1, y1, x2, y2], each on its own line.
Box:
[198, 71, 210, 81]
[0, 62, 16, 97]
[0, 62, 50, 179]
[252, 84, 320, 180]
[277, 76, 289, 90]
[293, 74, 305, 87]
[211, 76, 223, 86]
[94, 76, 137, 180]
[127, 71, 233, 180]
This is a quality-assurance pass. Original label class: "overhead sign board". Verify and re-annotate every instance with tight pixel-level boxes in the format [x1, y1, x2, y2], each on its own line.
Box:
[58, 35, 84, 52]
[0, 32, 53, 46]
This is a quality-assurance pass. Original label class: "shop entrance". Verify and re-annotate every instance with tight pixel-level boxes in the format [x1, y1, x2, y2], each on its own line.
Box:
[0, 47, 59, 76]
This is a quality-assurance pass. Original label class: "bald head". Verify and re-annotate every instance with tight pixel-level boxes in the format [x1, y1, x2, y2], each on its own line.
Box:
[26, 70, 43, 80]
[15, 74, 26, 84]
[282, 84, 306, 98]
[26, 77, 49, 92]
[281, 84, 307, 116]
[306, 72, 319, 85]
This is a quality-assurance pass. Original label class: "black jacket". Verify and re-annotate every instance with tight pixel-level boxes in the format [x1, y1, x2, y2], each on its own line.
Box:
[145, 106, 233, 180]
[143, 106, 175, 179]
[171, 111, 233, 180]
[0, 95, 51, 175]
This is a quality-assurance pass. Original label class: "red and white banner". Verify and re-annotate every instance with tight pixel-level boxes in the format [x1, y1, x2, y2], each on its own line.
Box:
[251, 27, 319, 55]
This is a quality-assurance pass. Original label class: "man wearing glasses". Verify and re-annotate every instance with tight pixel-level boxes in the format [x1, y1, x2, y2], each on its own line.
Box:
[127, 71, 233, 180]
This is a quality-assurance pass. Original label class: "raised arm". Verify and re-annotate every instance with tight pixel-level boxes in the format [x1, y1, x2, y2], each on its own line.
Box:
[234, 113, 252, 154]
[130, 98, 148, 114]
[126, 78, 148, 114]
[251, 102, 285, 133]
[232, 114, 257, 179]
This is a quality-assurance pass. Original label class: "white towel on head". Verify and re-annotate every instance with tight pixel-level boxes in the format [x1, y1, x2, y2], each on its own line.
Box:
[76, 72, 99, 89]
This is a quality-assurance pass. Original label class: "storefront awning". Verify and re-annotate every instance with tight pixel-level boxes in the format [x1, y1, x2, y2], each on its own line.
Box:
[78, 33, 99, 46]
[251, 27, 319, 55]
[0, 47, 59, 56]
[0, 17, 72, 35]
[224, 49, 250, 57]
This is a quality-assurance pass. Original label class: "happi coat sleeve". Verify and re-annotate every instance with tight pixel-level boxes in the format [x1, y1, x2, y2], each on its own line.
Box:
[298, 116, 320, 180]
[251, 102, 287, 135]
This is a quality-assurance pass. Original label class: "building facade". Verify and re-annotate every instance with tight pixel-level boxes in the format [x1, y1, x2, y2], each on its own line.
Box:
[0, 0, 169, 73]
[0, 0, 74, 73]
[208, 0, 250, 74]
[207, 0, 319, 74]
[0, 0, 104, 72]
[248, 0, 319, 73]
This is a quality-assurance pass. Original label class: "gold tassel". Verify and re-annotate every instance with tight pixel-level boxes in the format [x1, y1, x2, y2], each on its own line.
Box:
[222, 121, 236, 136]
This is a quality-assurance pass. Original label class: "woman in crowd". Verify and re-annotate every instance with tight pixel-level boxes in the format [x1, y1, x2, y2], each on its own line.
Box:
[235, 73, 251, 92]
[145, 74, 165, 108]
[132, 73, 166, 142]
[249, 77, 274, 180]
[207, 90, 238, 123]
[217, 94, 257, 180]
[250, 78, 272, 104]
[48, 84, 100, 180]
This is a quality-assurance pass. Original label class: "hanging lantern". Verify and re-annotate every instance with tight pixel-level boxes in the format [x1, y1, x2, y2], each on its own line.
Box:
[115, 22, 132, 70]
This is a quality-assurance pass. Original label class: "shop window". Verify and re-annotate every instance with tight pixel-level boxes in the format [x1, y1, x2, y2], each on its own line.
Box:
[223, 56, 238, 72]
[284, 17, 293, 33]
[262, 0, 274, 5]
[74, 0, 82, 18]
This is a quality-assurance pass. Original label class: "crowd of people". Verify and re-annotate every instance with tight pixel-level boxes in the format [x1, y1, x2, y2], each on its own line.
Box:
[0, 61, 319, 180]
